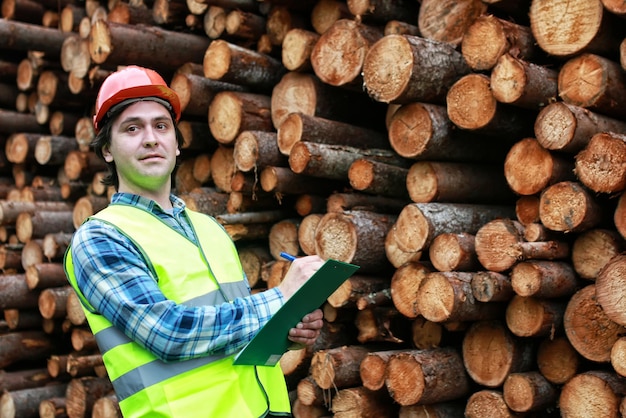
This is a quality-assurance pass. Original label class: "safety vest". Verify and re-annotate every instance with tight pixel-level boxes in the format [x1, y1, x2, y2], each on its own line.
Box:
[64, 204, 290, 417]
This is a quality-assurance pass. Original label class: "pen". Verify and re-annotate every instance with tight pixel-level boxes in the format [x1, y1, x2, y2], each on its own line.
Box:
[280, 252, 296, 261]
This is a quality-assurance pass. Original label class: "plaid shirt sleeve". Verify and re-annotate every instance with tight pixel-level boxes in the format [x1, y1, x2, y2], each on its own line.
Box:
[70, 217, 284, 362]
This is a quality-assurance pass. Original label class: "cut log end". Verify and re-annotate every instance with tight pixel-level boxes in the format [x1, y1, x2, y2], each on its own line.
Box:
[203, 39, 231, 80]
[362, 34, 412, 103]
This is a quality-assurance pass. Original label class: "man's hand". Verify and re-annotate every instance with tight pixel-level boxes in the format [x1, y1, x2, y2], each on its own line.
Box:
[287, 308, 323, 349]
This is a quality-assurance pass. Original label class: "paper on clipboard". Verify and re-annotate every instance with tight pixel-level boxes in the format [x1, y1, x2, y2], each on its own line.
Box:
[233, 259, 359, 366]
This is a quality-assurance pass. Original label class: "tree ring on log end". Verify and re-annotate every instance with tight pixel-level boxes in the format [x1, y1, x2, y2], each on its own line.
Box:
[362, 34, 412, 103]
[314, 212, 358, 263]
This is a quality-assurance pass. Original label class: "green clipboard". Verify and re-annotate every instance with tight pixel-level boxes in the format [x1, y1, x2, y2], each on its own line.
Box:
[233, 259, 360, 366]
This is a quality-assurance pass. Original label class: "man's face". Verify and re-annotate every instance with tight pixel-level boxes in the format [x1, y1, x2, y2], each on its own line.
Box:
[102, 100, 180, 196]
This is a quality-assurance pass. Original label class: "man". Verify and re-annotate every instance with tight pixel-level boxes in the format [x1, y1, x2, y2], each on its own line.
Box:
[64, 65, 325, 417]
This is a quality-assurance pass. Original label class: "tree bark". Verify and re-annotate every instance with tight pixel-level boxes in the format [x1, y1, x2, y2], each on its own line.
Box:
[348, 159, 409, 199]
[0, 19, 72, 57]
[0, 273, 40, 310]
[259, 166, 342, 195]
[362, 34, 470, 104]
[326, 192, 407, 215]
[0, 368, 54, 392]
[0, 331, 54, 369]
[233, 130, 287, 172]
[38, 286, 73, 320]
[0, 384, 67, 418]
[65, 376, 114, 418]
[470, 271, 514, 303]
[310, 345, 373, 390]
[354, 306, 412, 344]
[327, 275, 389, 309]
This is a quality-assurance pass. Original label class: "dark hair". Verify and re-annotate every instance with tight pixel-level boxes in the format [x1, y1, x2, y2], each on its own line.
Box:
[91, 104, 185, 191]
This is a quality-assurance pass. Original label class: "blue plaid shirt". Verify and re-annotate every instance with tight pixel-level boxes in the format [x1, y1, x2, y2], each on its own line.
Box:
[69, 192, 284, 362]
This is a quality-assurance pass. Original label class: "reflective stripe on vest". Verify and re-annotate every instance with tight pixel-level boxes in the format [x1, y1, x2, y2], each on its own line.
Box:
[64, 204, 290, 417]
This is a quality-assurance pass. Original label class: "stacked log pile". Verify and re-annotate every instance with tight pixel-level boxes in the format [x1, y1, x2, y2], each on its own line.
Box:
[0, 0, 626, 417]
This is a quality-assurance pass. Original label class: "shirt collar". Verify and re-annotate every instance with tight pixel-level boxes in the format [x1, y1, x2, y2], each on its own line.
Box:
[110, 192, 187, 216]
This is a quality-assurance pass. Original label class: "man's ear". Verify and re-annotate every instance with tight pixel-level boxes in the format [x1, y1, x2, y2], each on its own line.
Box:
[102, 146, 114, 163]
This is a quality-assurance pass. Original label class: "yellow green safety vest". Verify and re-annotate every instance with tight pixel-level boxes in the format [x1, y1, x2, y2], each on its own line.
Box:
[64, 204, 290, 417]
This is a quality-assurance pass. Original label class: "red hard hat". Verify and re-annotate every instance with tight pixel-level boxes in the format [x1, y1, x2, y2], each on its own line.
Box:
[93, 66, 181, 132]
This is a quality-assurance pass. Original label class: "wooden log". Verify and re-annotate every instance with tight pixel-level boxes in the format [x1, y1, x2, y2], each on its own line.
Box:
[208, 91, 273, 146]
[71, 195, 109, 229]
[419, 1, 486, 45]
[0, 245, 25, 272]
[475, 218, 570, 272]
[386, 102, 511, 163]
[575, 131, 626, 194]
[510, 260, 579, 298]
[3, 309, 42, 330]
[66, 353, 104, 377]
[461, 15, 537, 72]
[537, 336, 580, 385]
[296, 375, 326, 407]
[406, 161, 514, 204]
[465, 390, 516, 418]
[330, 386, 398, 417]
[559, 53, 626, 120]
[385, 348, 470, 406]
[268, 218, 300, 260]
[178, 188, 230, 216]
[0, 368, 54, 392]
[417, 271, 506, 323]
[270, 71, 386, 131]
[64, 150, 108, 182]
[491, 54, 558, 110]
[398, 402, 466, 418]
[310, 345, 373, 390]
[310, 19, 383, 89]
[572, 228, 624, 280]
[297, 213, 322, 256]
[428, 232, 479, 273]
[539, 181, 604, 233]
[360, 349, 406, 391]
[71, 327, 98, 352]
[505, 295, 566, 337]
[347, 0, 418, 25]
[446, 73, 535, 138]
[612, 337, 626, 377]
[38, 286, 73, 320]
[294, 194, 326, 217]
[88, 19, 210, 71]
[0, 110, 46, 136]
[0, 19, 72, 57]
[355, 306, 410, 344]
[462, 320, 535, 387]
[16, 210, 74, 243]
[559, 370, 626, 418]
[39, 396, 68, 418]
[326, 192, 407, 215]
[470, 271, 514, 303]
[66, 290, 86, 326]
[281, 28, 319, 72]
[227, 191, 281, 214]
[362, 34, 471, 104]
[49, 111, 80, 137]
[0, 384, 67, 418]
[291, 398, 329, 418]
[530, 0, 623, 58]
[277, 112, 388, 156]
[617, 191, 626, 240]
[92, 393, 121, 418]
[65, 376, 114, 418]
[225, 9, 265, 41]
[203, 40, 285, 93]
[504, 137, 576, 196]
[310, 0, 352, 35]
[0, 274, 40, 310]
[210, 145, 236, 193]
[42, 232, 72, 261]
[389, 261, 431, 319]
[565, 284, 626, 362]
[26, 263, 67, 290]
[595, 254, 626, 326]
[37, 69, 87, 107]
[108, 0, 154, 25]
[314, 210, 397, 274]
[170, 70, 247, 117]
[0, 331, 54, 369]
[327, 275, 389, 309]
[289, 141, 406, 181]
[233, 130, 287, 172]
[390, 202, 515, 255]
[348, 159, 409, 199]
[502, 372, 558, 412]
[259, 166, 342, 195]
[534, 101, 626, 153]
